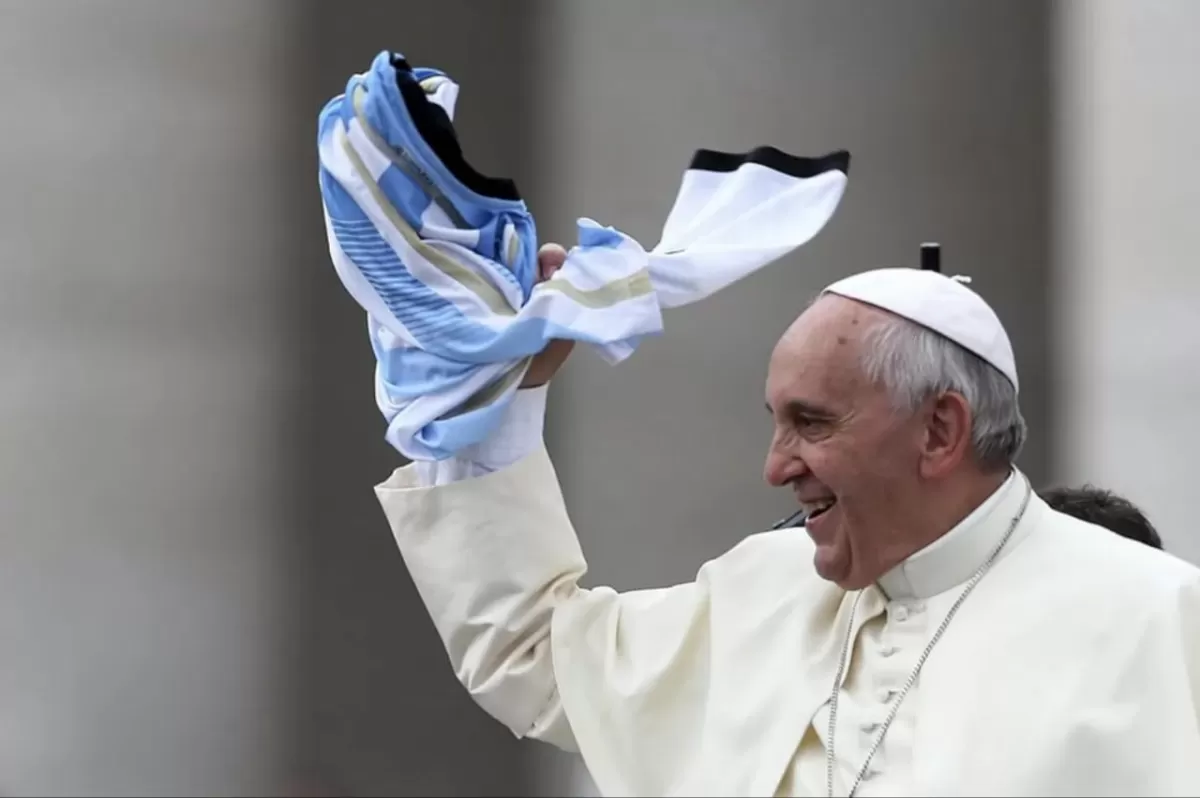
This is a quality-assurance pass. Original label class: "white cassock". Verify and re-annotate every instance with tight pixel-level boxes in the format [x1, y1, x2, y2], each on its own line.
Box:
[379, 387, 1200, 797]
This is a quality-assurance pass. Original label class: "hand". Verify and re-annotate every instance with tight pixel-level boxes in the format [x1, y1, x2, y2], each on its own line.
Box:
[520, 243, 576, 388]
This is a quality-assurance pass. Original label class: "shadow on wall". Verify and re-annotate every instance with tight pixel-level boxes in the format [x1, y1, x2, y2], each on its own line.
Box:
[282, 0, 555, 795]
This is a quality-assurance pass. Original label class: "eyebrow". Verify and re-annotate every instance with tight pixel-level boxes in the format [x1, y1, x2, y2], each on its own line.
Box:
[766, 399, 838, 421]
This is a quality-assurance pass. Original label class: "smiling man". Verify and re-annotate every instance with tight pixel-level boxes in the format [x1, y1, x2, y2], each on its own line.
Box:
[378, 255, 1200, 796]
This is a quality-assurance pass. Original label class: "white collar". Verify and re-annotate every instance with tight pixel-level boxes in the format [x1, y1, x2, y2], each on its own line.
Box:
[876, 470, 1028, 601]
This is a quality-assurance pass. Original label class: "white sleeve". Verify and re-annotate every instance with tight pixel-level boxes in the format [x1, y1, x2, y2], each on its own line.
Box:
[376, 439, 718, 765]
[375, 443, 765, 788]
[376, 441, 586, 752]
[411, 385, 549, 486]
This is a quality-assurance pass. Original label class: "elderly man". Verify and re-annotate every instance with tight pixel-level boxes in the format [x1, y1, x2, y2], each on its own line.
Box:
[379, 247, 1200, 796]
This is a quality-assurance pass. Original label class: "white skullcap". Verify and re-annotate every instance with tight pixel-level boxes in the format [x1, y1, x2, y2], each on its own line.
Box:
[821, 267, 1019, 392]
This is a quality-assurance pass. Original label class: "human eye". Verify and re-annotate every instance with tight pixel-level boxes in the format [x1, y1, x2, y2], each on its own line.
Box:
[793, 412, 835, 442]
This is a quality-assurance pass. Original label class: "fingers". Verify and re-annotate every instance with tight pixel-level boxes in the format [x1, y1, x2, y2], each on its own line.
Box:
[521, 242, 575, 388]
[537, 243, 568, 281]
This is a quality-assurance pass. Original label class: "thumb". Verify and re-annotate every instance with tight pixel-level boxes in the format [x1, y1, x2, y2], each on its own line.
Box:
[537, 243, 568, 281]
[520, 242, 575, 389]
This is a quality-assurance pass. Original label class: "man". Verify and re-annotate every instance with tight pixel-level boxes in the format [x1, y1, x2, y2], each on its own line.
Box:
[1040, 485, 1164, 550]
[379, 247, 1200, 796]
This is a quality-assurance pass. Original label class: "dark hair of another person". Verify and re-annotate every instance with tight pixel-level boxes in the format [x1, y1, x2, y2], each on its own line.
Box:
[1040, 485, 1162, 550]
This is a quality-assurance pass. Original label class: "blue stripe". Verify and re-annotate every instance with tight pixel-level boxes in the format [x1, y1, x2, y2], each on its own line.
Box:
[372, 340, 480, 400]
[375, 163, 435, 229]
[317, 53, 676, 460]
[350, 61, 539, 292]
[331, 215, 498, 356]
[330, 210, 649, 363]
[347, 246, 653, 347]
[323, 160, 661, 453]
[320, 65, 537, 305]
[476, 213, 537, 298]
[361, 53, 526, 218]
[411, 67, 447, 83]
[397, 394, 516, 460]
[577, 221, 625, 250]
[318, 170, 370, 225]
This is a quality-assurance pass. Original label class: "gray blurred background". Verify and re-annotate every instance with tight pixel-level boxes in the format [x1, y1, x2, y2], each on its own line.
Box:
[1, 0, 1195, 795]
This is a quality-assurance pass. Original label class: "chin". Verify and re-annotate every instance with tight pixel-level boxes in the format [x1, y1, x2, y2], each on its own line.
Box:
[812, 543, 878, 590]
[812, 546, 852, 586]
[832, 572, 875, 591]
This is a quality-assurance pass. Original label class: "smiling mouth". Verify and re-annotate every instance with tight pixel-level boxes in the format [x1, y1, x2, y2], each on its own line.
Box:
[803, 498, 837, 521]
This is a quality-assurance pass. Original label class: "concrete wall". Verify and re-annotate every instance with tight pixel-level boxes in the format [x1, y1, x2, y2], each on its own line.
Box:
[1054, 0, 1200, 565]
[0, 3, 295, 795]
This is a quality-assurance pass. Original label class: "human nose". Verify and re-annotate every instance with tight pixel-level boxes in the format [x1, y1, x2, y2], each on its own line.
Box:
[763, 438, 809, 487]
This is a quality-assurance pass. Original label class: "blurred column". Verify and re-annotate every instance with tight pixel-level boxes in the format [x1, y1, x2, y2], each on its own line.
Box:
[1053, 0, 1200, 563]
[284, 1, 550, 795]
[0, 2, 296, 795]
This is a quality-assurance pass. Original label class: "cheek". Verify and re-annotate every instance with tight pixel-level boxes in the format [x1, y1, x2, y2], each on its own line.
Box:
[837, 431, 922, 507]
[811, 437, 898, 497]
[801, 441, 851, 487]
[869, 421, 925, 476]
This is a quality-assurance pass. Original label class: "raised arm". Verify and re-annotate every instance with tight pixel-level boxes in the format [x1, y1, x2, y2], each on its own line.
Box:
[374, 247, 751, 792]
[376, 385, 584, 749]
[374, 378, 816, 797]
[375, 245, 592, 749]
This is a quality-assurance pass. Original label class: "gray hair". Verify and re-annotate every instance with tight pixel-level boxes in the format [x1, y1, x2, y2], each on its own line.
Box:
[859, 313, 1026, 469]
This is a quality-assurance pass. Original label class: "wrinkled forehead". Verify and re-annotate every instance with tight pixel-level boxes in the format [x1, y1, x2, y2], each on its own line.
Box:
[766, 295, 887, 403]
[774, 294, 891, 362]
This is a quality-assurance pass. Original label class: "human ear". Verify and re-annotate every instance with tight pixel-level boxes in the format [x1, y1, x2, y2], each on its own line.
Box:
[919, 391, 973, 478]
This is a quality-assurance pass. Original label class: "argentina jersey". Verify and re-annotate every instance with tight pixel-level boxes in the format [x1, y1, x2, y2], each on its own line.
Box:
[317, 50, 851, 461]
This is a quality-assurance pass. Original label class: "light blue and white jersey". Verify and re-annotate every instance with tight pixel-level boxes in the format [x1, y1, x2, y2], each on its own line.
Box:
[317, 51, 850, 460]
